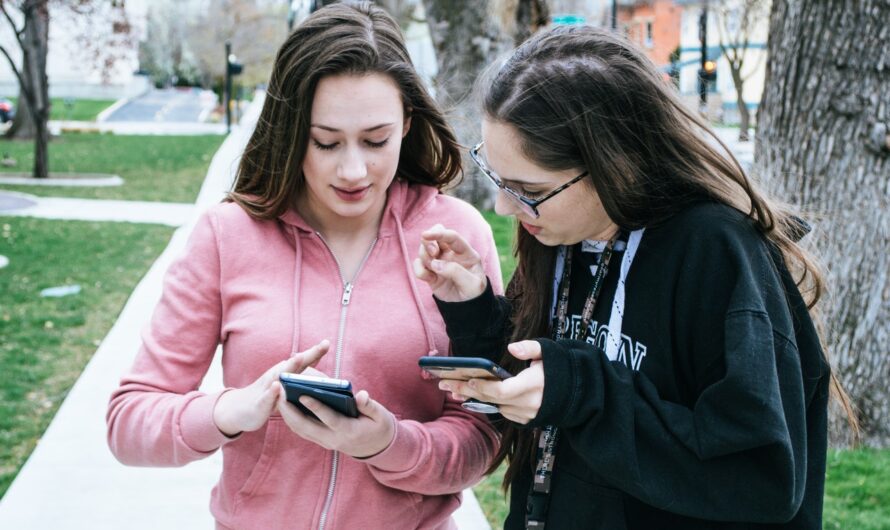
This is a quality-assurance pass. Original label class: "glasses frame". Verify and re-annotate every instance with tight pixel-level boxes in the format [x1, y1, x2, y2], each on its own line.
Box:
[469, 141, 588, 219]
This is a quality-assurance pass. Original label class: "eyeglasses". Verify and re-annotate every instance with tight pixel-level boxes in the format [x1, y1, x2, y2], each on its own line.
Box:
[469, 141, 588, 219]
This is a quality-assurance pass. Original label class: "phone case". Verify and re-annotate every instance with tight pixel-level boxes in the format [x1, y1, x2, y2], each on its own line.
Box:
[417, 356, 513, 380]
[279, 377, 359, 418]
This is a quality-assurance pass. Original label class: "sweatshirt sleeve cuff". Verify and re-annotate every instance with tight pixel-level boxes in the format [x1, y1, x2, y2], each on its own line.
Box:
[434, 278, 498, 339]
[527, 339, 577, 429]
[179, 389, 242, 453]
[359, 419, 423, 472]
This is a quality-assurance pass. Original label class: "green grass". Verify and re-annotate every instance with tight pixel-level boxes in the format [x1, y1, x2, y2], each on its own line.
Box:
[6, 97, 116, 121]
[0, 217, 174, 498]
[824, 448, 890, 529]
[482, 211, 516, 283]
[0, 133, 224, 202]
[471, 212, 890, 529]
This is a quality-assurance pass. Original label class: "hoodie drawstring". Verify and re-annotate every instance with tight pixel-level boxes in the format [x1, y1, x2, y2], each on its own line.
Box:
[289, 225, 303, 357]
[392, 211, 440, 369]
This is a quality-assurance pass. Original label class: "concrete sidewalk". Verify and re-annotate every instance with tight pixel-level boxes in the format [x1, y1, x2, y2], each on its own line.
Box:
[0, 193, 195, 226]
[0, 92, 491, 530]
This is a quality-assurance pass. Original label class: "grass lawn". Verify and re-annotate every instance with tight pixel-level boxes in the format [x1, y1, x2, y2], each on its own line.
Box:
[824, 448, 890, 529]
[0, 134, 224, 203]
[0, 216, 174, 498]
[482, 211, 516, 282]
[472, 210, 890, 529]
[6, 97, 116, 122]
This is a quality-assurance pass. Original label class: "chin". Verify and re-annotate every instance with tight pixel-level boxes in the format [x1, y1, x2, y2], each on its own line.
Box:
[531, 233, 560, 247]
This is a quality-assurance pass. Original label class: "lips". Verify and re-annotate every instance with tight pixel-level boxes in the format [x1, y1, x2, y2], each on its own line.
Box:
[333, 186, 370, 202]
[520, 221, 541, 235]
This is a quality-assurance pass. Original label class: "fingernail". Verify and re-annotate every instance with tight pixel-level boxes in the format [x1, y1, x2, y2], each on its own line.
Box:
[431, 260, 443, 271]
[439, 383, 451, 392]
[426, 243, 437, 254]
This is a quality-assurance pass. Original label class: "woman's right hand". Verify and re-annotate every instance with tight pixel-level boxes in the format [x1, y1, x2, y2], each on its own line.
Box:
[213, 340, 330, 436]
[414, 224, 487, 302]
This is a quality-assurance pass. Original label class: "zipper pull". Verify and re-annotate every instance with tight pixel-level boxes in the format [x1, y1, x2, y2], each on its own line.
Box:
[342, 283, 354, 306]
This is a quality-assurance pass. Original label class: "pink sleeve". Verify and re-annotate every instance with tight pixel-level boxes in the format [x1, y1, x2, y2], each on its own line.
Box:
[106, 211, 238, 467]
[361, 399, 499, 495]
[360, 219, 503, 494]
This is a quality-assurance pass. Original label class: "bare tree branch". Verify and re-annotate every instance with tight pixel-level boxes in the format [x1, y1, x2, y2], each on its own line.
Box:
[0, 3, 25, 43]
[0, 43, 28, 92]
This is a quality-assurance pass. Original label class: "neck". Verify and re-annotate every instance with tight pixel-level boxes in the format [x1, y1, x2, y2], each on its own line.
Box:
[584, 222, 620, 242]
[297, 198, 386, 244]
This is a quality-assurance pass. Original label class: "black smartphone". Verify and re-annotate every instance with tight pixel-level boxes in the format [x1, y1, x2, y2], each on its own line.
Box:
[418, 356, 513, 414]
[279, 372, 359, 419]
[418, 356, 513, 381]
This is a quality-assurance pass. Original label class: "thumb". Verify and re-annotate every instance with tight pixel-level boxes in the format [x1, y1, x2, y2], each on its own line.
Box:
[508, 340, 543, 361]
[355, 390, 387, 421]
[258, 380, 280, 412]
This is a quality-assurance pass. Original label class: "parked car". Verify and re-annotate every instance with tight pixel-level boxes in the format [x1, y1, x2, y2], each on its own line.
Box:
[0, 98, 14, 123]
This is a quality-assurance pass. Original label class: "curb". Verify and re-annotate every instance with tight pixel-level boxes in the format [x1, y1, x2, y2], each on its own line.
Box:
[96, 96, 131, 123]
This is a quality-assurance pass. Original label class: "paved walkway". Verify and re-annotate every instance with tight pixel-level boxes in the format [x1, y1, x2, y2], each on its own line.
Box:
[0, 93, 491, 530]
[0, 193, 194, 226]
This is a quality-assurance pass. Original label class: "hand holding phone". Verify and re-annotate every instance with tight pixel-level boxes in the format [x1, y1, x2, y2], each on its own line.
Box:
[418, 356, 512, 413]
[279, 372, 359, 418]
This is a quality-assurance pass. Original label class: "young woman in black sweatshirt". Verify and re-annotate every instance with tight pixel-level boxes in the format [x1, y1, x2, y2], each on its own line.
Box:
[414, 25, 854, 530]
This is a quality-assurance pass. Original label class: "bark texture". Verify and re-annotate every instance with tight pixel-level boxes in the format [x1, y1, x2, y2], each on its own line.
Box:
[755, 0, 890, 446]
[422, 0, 502, 207]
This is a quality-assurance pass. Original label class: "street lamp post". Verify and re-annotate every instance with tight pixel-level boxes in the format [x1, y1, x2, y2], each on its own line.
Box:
[225, 41, 232, 133]
[224, 41, 243, 134]
[611, 0, 617, 30]
[698, 1, 709, 115]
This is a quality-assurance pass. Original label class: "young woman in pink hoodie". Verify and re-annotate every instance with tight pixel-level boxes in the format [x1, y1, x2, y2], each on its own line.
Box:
[106, 3, 502, 529]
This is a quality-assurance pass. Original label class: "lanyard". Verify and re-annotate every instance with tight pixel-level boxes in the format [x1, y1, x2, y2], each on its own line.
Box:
[525, 229, 644, 530]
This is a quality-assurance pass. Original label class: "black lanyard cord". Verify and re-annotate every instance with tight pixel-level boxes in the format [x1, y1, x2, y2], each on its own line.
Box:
[525, 234, 620, 530]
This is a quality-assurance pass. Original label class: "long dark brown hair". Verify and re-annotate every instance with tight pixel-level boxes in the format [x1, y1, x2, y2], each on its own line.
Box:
[483, 25, 857, 488]
[228, 2, 461, 218]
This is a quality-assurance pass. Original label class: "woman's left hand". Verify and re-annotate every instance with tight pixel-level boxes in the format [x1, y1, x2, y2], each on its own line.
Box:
[439, 340, 544, 425]
[277, 386, 396, 459]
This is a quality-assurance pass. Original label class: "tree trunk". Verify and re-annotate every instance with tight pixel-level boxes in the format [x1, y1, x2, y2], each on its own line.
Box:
[422, 0, 501, 208]
[754, 0, 890, 447]
[729, 67, 750, 142]
[4, 1, 51, 179]
[6, 90, 36, 139]
[512, 0, 549, 47]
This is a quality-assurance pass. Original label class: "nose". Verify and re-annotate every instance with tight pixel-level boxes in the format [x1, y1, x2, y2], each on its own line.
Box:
[338, 145, 367, 183]
[494, 190, 519, 217]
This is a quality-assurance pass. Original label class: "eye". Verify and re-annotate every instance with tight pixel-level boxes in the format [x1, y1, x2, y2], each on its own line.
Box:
[312, 140, 338, 151]
[520, 188, 545, 199]
[365, 138, 390, 149]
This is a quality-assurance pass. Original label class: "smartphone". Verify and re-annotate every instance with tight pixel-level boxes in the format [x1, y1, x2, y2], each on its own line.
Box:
[418, 356, 512, 414]
[418, 356, 513, 381]
[279, 372, 359, 419]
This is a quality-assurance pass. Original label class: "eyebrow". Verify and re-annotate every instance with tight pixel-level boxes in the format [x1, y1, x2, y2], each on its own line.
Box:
[310, 123, 394, 132]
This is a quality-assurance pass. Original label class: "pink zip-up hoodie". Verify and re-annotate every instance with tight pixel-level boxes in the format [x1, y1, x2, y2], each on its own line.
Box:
[107, 181, 503, 530]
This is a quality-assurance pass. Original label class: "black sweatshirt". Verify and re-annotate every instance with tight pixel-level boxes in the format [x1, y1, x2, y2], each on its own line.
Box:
[436, 203, 829, 530]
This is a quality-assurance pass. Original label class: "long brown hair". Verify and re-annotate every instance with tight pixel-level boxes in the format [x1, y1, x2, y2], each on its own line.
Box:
[229, 2, 461, 218]
[482, 25, 857, 488]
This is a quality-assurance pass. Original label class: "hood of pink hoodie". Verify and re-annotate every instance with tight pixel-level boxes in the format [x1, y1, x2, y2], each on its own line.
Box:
[276, 180, 442, 377]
